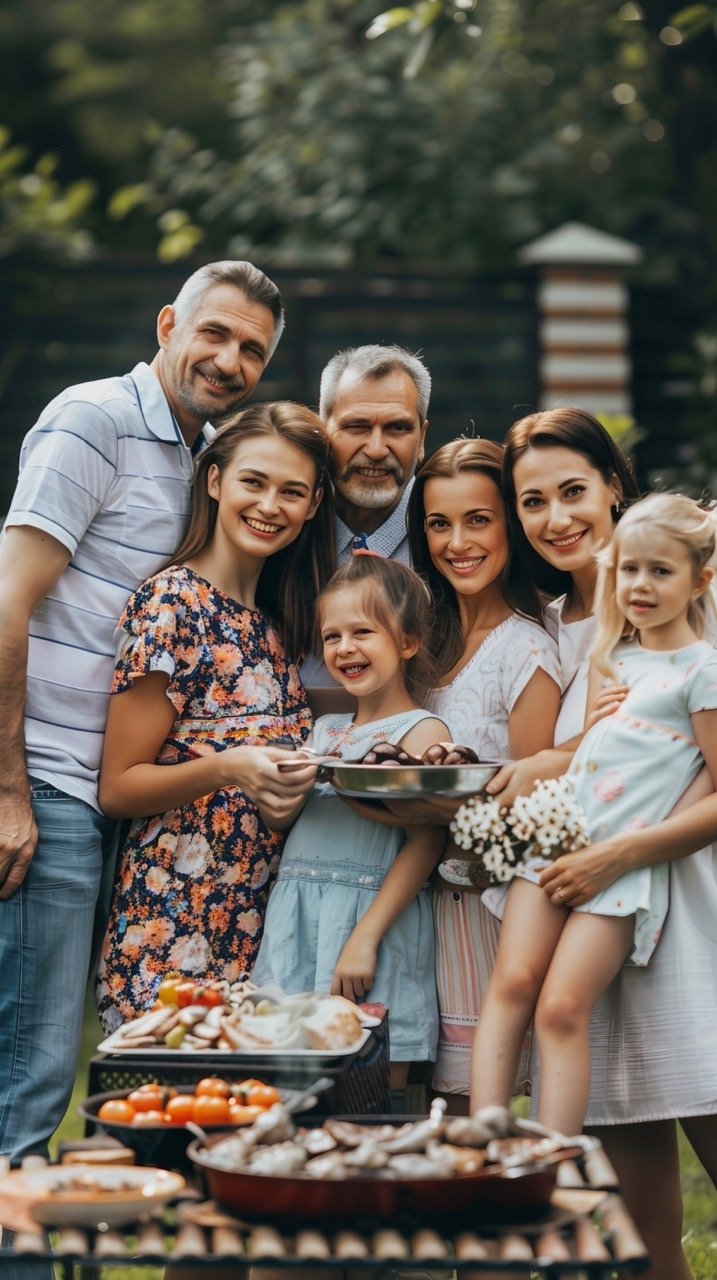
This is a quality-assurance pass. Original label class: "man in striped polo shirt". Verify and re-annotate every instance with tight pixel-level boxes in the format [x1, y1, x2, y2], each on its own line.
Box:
[0, 260, 283, 1178]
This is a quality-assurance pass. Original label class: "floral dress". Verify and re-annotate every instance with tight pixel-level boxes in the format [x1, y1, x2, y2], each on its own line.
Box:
[96, 566, 311, 1032]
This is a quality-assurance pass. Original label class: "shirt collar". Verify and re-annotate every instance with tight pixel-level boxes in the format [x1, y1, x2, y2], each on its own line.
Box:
[336, 477, 414, 561]
[129, 362, 213, 450]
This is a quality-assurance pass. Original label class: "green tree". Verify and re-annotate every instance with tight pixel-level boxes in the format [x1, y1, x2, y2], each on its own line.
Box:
[134, 0, 716, 281]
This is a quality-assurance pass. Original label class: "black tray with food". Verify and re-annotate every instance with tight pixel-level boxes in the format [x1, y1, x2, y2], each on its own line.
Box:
[79, 1077, 332, 1171]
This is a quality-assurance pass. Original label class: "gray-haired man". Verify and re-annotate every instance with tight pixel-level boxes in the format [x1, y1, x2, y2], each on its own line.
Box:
[302, 344, 430, 693]
[0, 261, 283, 1188]
[320, 343, 430, 562]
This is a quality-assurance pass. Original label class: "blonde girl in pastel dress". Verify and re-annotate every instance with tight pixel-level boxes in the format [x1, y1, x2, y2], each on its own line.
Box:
[96, 404, 334, 1029]
[472, 492, 717, 1145]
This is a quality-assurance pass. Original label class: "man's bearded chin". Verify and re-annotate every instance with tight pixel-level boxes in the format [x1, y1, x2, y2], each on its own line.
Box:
[339, 468, 405, 509]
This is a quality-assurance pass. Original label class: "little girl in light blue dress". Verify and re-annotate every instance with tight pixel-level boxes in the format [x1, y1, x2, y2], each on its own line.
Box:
[253, 554, 450, 1093]
[473, 493, 717, 1136]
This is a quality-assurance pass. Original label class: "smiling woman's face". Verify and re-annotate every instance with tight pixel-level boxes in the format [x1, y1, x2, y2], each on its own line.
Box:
[513, 444, 620, 574]
[423, 470, 508, 598]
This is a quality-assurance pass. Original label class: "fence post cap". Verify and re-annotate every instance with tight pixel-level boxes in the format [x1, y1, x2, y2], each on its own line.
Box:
[518, 221, 643, 266]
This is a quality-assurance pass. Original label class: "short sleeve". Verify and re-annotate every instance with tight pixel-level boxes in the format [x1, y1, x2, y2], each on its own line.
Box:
[502, 621, 562, 713]
[5, 402, 118, 555]
[686, 651, 717, 715]
[112, 569, 206, 716]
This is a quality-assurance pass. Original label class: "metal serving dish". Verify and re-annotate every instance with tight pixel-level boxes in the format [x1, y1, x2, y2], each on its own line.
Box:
[326, 762, 501, 800]
[188, 1120, 578, 1223]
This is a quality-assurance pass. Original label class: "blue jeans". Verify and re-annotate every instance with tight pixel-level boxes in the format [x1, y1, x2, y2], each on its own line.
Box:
[0, 779, 117, 1165]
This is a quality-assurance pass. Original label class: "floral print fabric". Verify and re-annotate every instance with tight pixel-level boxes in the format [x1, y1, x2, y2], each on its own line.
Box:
[96, 566, 311, 1032]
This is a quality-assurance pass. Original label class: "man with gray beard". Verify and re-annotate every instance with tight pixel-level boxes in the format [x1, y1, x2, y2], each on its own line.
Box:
[321, 344, 430, 558]
[301, 344, 430, 689]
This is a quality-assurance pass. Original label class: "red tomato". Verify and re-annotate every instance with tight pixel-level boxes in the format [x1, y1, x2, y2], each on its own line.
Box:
[164, 1094, 196, 1126]
[231, 1077, 268, 1103]
[175, 982, 199, 1008]
[194, 1077, 231, 1098]
[128, 1086, 168, 1112]
[192, 1094, 231, 1126]
[227, 1103, 263, 1126]
[194, 987, 224, 1008]
[131, 1109, 167, 1127]
[97, 1099, 136, 1125]
[244, 1084, 281, 1109]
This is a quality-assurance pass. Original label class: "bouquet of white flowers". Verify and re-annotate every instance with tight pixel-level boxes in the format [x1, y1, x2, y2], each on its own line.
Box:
[449, 775, 590, 888]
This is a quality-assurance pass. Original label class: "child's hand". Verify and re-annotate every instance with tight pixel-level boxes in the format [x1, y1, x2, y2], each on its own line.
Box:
[331, 929, 378, 1003]
[585, 685, 628, 732]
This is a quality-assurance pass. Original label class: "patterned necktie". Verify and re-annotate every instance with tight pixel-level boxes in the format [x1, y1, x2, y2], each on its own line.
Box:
[351, 533, 369, 551]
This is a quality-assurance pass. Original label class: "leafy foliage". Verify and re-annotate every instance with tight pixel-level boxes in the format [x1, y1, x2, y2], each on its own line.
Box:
[1, 0, 716, 280]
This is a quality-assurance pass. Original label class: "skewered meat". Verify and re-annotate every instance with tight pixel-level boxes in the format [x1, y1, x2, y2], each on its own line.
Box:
[247, 1143, 308, 1177]
[201, 1101, 574, 1182]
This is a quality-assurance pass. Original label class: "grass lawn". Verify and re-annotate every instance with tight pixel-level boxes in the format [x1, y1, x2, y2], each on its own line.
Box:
[50, 986, 717, 1279]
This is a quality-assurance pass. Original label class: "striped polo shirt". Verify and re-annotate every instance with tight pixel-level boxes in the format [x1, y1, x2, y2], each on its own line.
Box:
[5, 362, 207, 811]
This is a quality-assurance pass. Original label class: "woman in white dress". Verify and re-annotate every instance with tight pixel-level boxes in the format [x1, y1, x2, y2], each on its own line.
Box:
[405, 438, 562, 1108]
[488, 407, 716, 1280]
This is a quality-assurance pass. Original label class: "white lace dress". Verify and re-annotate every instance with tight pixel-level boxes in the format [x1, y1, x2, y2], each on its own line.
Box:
[538, 596, 717, 1124]
[426, 614, 561, 1095]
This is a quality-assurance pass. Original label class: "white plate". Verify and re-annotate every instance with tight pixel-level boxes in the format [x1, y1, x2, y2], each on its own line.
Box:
[0, 1164, 185, 1229]
[97, 1024, 372, 1057]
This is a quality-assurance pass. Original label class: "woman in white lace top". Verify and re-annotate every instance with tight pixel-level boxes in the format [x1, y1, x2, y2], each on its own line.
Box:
[405, 438, 562, 1107]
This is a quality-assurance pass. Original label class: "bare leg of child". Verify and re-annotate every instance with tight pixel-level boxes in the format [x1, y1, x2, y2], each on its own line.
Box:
[470, 878, 567, 1112]
[534, 911, 634, 1136]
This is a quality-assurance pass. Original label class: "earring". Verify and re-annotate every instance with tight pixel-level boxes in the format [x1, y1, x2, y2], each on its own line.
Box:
[611, 501, 623, 521]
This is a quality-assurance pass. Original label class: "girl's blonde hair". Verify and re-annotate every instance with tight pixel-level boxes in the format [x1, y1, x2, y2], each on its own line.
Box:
[317, 554, 438, 703]
[592, 492, 717, 676]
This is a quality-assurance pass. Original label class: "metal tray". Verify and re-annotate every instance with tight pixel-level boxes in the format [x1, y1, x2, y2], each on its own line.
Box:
[327, 761, 501, 800]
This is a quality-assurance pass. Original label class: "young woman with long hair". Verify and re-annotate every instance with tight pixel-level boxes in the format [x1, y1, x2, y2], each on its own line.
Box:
[489, 408, 717, 1280]
[405, 437, 562, 1107]
[96, 402, 335, 1028]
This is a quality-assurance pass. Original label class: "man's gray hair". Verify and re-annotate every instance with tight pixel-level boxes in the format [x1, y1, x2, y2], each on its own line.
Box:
[319, 345, 431, 422]
[171, 261, 285, 361]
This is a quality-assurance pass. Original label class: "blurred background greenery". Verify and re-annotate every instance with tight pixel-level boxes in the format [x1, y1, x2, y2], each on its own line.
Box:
[1, 0, 716, 503]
